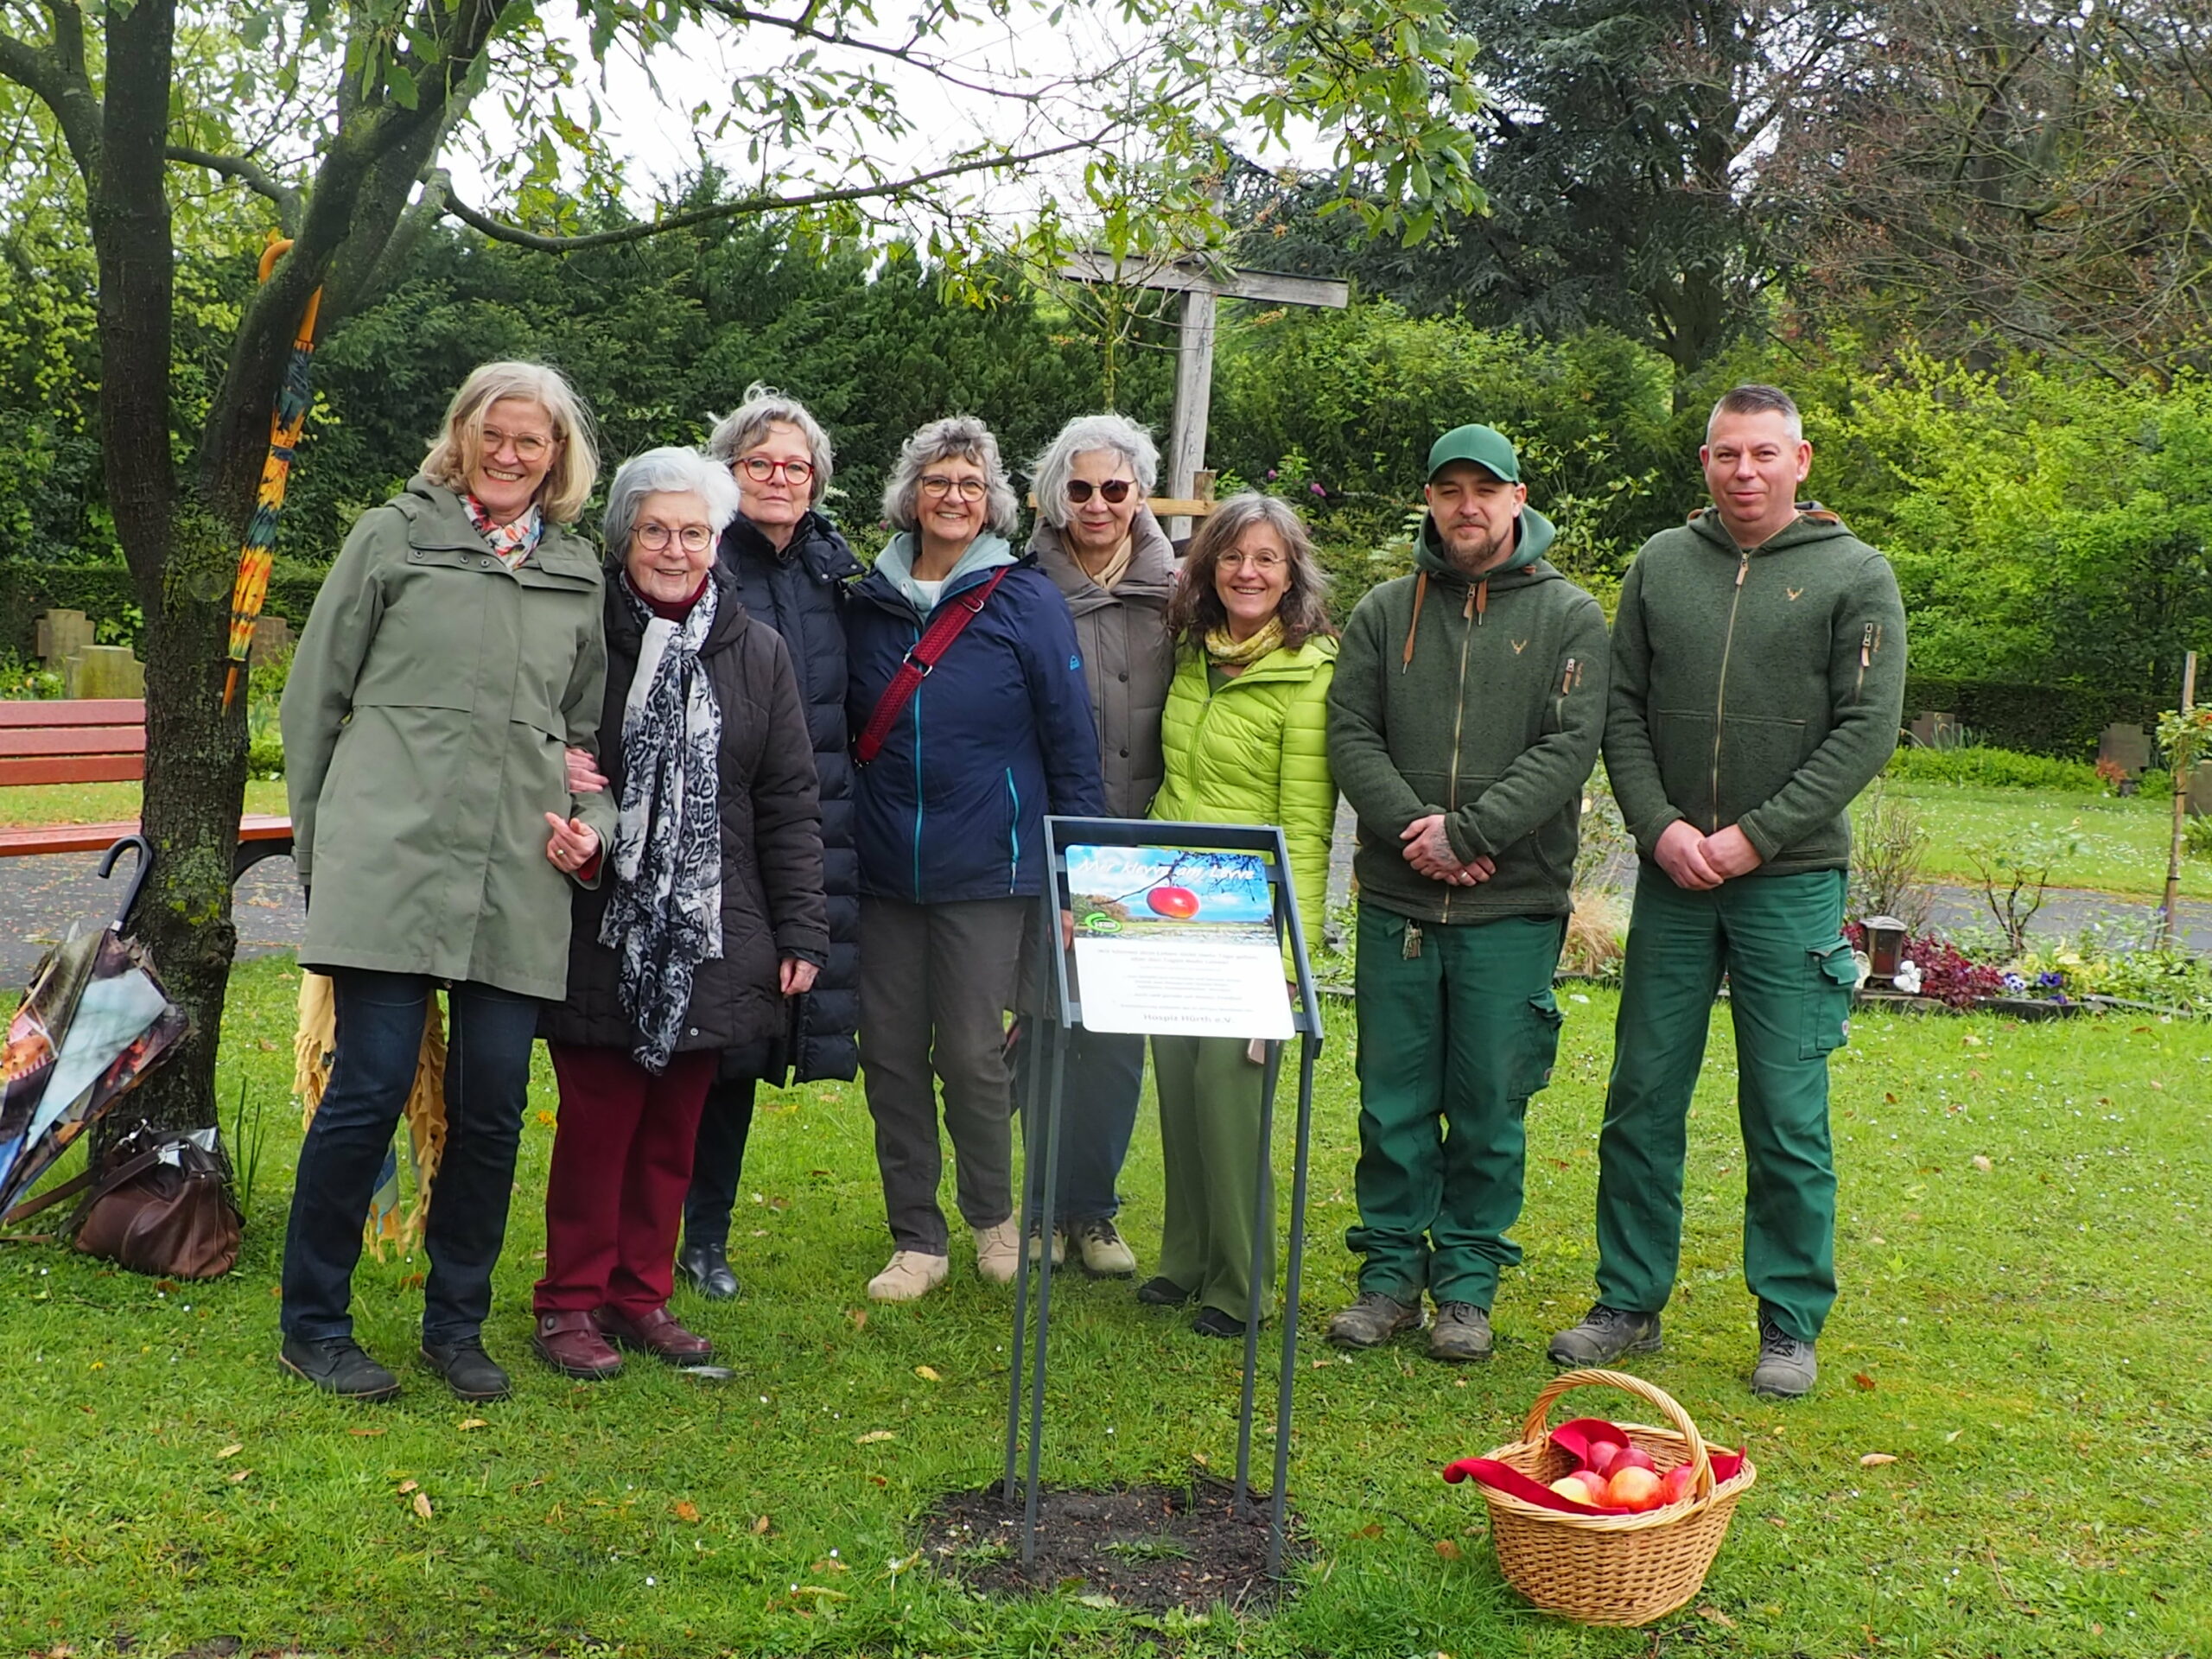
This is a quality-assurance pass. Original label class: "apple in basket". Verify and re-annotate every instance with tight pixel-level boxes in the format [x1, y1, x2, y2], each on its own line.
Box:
[1604, 1465, 1664, 1511]
[1548, 1471, 1609, 1505]
[1584, 1439, 1624, 1478]
[1658, 1464, 1696, 1507]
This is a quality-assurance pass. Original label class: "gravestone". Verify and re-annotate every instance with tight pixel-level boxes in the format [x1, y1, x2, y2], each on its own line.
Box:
[248, 614, 294, 667]
[1908, 711, 1956, 748]
[62, 644, 146, 701]
[2098, 722, 2152, 778]
[34, 608, 94, 669]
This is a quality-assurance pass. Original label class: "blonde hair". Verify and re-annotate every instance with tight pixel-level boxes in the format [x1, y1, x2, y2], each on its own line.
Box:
[422, 361, 601, 524]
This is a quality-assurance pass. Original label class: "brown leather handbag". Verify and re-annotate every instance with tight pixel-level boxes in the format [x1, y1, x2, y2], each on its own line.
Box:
[7, 1127, 241, 1280]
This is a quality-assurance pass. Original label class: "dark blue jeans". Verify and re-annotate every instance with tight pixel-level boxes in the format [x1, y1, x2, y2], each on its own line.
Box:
[280, 970, 541, 1345]
[1015, 1020, 1147, 1224]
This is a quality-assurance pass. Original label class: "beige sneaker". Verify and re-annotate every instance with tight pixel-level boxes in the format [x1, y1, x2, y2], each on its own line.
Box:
[866, 1250, 949, 1303]
[1071, 1217, 1138, 1278]
[1027, 1224, 1066, 1268]
[973, 1220, 1022, 1285]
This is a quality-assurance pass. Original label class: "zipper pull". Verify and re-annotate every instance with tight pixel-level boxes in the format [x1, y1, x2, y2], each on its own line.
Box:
[1860, 622, 1874, 669]
[1560, 656, 1578, 696]
[1736, 554, 1749, 589]
[1402, 919, 1423, 960]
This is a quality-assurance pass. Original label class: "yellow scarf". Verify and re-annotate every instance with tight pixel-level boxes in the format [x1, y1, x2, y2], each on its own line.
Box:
[1074, 532, 1135, 593]
[1203, 615, 1285, 667]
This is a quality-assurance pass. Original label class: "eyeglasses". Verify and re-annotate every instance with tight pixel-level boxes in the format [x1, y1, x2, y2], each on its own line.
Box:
[919, 475, 988, 501]
[1066, 479, 1135, 505]
[481, 428, 554, 462]
[738, 455, 815, 484]
[1219, 550, 1287, 573]
[633, 523, 715, 553]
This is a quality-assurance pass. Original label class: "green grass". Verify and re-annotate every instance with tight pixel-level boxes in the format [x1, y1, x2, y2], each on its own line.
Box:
[1875, 780, 2210, 904]
[0, 779, 289, 827]
[3, 956, 2209, 1656]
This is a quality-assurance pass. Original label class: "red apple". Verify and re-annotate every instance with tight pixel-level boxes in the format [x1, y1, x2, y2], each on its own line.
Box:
[1608, 1445, 1657, 1477]
[1548, 1474, 1603, 1505]
[1146, 885, 1200, 919]
[1605, 1465, 1663, 1511]
[1585, 1440, 1624, 1478]
[1658, 1465, 1696, 1508]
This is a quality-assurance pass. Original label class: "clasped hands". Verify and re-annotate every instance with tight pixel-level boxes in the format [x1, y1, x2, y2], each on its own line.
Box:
[1653, 820, 1762, 890]
[1401, 814, 1495, 887]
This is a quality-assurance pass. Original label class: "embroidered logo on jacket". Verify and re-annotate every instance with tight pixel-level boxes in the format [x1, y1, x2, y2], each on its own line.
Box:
[1511, 639, 1528, 654]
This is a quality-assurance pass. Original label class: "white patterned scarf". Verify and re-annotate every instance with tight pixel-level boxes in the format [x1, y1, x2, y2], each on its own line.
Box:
[600, 576, 724, 1072]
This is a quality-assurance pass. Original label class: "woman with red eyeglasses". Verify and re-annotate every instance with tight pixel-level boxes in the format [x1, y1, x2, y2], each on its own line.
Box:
[1010, 414, 1178, 1282]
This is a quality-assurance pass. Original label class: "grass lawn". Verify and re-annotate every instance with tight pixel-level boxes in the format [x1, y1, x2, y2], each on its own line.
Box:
[0, 779, 290, 827]
[1871, 781, 2210, 905]
[3, 956, 2208, 1657]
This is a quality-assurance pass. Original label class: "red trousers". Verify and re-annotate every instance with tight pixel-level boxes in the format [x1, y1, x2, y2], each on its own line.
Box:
[537, 1045, 717, 1319]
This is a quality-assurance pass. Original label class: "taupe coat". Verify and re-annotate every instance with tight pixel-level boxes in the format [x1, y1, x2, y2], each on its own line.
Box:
[1027, 507, 1177, 819]
[282, 476, 620, 1001]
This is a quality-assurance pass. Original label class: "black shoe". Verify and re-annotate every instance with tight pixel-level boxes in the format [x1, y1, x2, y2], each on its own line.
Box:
[1547, 1302, 1663, 1367]
[1427, 1301, 1494, 1363]
[677, 1240, 739, 1301]
[279, 1335, 400, 1401]
[1191, 1306, 1249, 1340]
[1136, 1275, 1194, 1306]
[1750, 1315, 1818, 1400]
[1325, 1290, 1425, 1349]
[420, 1337, 512, 1402]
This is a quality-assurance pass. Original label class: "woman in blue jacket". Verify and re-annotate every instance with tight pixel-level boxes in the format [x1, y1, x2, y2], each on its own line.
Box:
[847, 416, 1105, 1302]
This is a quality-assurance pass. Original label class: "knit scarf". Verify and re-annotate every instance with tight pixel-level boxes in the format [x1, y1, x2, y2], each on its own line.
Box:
[600, 576, 723, 1073]
[462, 495, 543, 570]
[1203, 615, 1285, 668]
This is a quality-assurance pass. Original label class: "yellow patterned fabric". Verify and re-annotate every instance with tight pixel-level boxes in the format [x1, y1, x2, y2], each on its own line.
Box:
[293, 970, 447, 1259]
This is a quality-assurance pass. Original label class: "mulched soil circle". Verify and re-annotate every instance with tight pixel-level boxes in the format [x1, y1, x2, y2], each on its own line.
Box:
[917, 1479, 1306, 1615]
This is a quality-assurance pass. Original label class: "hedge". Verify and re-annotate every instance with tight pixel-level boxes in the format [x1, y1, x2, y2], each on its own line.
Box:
[0, 557, 328, 658]
[1901, 675, 2165, 760]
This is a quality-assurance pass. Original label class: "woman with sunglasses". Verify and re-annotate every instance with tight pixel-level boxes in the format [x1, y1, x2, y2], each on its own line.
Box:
[1011, 414, 1178, 1281]
[846, 416, 1105, 1302]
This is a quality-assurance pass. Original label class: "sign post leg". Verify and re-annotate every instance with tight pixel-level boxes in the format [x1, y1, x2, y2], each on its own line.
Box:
[1020, 1012, 1070, 1566]
[1268, 1034, 1320, 1575]
[1232, 1038, 1285, 1516]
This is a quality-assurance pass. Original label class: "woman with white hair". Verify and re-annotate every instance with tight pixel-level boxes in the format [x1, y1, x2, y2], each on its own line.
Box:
[677, 386, 863, 1303]
[532, 446, 828, 1378]
[280, 360, 615, 1403]
[846, 415, 1105, 1302]
[1012, 413, 1177, 1280]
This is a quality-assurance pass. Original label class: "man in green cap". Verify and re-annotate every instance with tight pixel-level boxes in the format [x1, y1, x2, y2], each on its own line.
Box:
[1548, 385, 1906, 1399]
[1324, 423, 1609, 1361]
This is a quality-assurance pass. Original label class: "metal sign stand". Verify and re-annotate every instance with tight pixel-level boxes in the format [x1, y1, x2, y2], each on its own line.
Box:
[1001, 817, 1325, 1577]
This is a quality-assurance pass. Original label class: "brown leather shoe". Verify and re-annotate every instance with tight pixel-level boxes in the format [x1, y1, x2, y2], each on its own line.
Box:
[531, 1310, 623, 1379]
[596, 1304, 713, 1363]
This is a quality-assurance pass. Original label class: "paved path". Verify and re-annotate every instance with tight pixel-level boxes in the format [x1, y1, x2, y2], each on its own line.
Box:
[1323, 798, 2212, 955]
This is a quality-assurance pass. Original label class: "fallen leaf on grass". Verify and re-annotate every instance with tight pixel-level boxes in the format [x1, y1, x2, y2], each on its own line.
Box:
[855, 1430, 895, 1445]
[674, 1501, 701, 1522]
[810, 1558, 850, 1574]
[397, 1271, 425, 1290]
[226, 1469, 251, 1484]
[1972, 1155, 1993, 1173]
[1853, 1372, 1877, 1391]
[412, 1491, 434, 1519]
[1433, 1539, 1462, 1561]
[1859, 1452, 1898, 1466]
[845, 1308, 868, 1331]
[457, 1418, 488, 1431]
[914, 1365, 942, 1382]
[347, 1427, 385, 1438]
[397, 1479, 418, 1495]
[216, 1444, 243, 1460]
[1698, 1605, 1737, 1629]
[1946, 1430, 1963, 1444]
[1352, 1522, 1383, 1540]
[1077, 1592, 1117, 1609]
[752, 1515, 772, 1535]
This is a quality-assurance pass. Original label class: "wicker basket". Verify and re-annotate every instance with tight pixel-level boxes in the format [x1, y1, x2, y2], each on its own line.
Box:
[1469, 1368, 1758, 1626]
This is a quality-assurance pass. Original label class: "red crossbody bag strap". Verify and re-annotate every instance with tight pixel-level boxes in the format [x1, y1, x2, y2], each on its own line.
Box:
[855, 566, 1013, 765]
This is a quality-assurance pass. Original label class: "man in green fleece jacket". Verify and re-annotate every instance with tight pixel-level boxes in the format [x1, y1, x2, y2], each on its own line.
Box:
[1325, 424, 1610, 1361]
[1549, 385, 1906, 1400]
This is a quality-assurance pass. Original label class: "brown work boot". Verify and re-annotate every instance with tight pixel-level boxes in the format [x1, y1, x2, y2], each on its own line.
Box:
[532, 1311, 623, 1379]
[596, 1305, 713, 1364]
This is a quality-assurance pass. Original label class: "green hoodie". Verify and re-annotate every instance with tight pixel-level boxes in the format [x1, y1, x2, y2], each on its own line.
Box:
[1605, 505, 1907, 874]
[1328, 506, 1611, 924]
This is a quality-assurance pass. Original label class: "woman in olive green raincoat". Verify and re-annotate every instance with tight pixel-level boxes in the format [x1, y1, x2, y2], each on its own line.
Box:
[276, 361, 619, 1406]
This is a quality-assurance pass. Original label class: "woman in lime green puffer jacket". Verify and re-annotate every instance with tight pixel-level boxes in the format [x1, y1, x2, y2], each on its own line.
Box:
[1140, 493, 1338, 1339]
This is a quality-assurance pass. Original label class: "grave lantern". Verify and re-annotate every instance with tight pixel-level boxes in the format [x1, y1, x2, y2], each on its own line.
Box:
[1860, 916, 1909, 986]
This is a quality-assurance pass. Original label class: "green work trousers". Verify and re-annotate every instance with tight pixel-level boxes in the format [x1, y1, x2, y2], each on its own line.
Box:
[1593, 867, 1855, 1343]
[1347, 904, 1567, 1309]
[1152, 1033, 1276, 1321]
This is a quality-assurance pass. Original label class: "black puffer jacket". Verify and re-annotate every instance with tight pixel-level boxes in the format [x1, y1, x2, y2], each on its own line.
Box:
[541, 567, 829, 1056]
[718, 510, 862, 1082]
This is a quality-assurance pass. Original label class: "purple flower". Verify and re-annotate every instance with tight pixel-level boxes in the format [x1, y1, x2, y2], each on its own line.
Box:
[1266, 470, 1278, 480]
[2037, 971, 2065, 989]
[2001, 972, 2026, 993]
[1309, 482, 1325, 496]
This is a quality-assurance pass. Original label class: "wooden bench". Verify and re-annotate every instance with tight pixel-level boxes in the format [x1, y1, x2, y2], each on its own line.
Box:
[0, 699, 294, 880]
